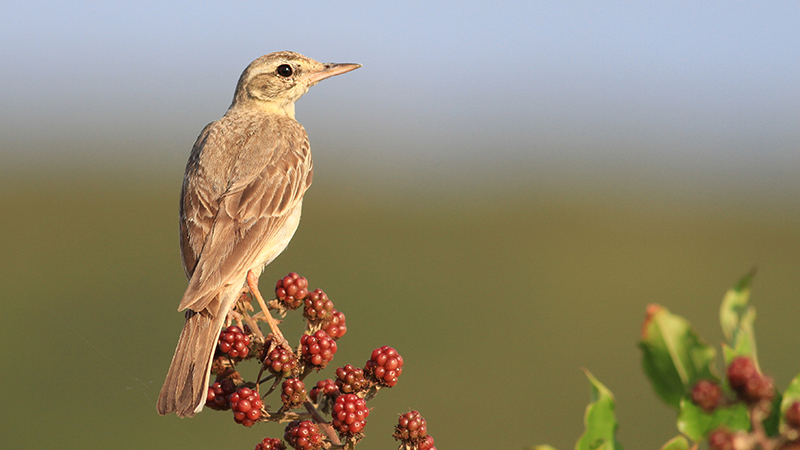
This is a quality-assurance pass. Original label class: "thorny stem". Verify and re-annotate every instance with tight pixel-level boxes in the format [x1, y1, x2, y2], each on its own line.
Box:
[304, 401, 341, 446]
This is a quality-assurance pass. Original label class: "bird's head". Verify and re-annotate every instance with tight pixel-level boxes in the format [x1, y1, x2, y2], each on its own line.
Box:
[230, 51, 360, 117]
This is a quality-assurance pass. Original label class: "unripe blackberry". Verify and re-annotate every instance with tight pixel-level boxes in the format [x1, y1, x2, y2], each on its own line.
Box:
[364, 346, 403, 387]
[303, 289, 334, 323]
[276, 273, 309, 309]
[206, 378, 236, 410]
[335, 364, 368, 394]
[300, 330, 337, 369]
[393, 410, 428, 442]
[691, 379, 722, 413]
[255, 437, 286, 450]
[263, 346, 299, 378]
[230, 387, 263, 427]
[309, 378, 339, 403]
[786, 401, 800, 429]
[331, 393, 370, 435]
[284, 420, 324, 450]
[727, 356, 774, 403]
[281, 378, 307, 410]
[419, 435, 437, 450]
[323, 310, 347, 340]
[218, 325, 252, 358]
[708, 429, 735, 450]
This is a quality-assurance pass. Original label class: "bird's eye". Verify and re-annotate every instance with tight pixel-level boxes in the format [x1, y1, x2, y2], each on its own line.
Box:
[276, 64, 293, 78]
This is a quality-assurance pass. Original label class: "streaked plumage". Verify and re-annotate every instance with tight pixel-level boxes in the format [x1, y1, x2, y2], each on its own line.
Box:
[157, 51, 359, 417]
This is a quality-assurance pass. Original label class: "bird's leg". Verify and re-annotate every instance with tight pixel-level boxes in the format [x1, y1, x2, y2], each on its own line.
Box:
[246, 270, 289, 350]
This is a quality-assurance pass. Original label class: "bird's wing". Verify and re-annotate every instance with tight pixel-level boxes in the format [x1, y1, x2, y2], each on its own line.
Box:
[178, 119, 313, 314]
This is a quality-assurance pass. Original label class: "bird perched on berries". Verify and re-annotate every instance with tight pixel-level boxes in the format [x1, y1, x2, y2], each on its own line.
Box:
[157, 51, 360, 417]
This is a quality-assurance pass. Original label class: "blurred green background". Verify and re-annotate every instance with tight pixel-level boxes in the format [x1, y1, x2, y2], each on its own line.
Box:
[2, 2, 799, 450]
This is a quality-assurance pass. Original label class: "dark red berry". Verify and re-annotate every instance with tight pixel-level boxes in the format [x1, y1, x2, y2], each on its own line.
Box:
[727, 356, 774, 403]
[230, 387, 263, 427]
[309, 379, 339, 403]
[393, 410, 428, 442]
[284, 420, 324, 450]
[303, 289, 334, 323]
[206, 378, 237, 410]
[419, 435, 437, 450]
[218, 325, 252, 358]
[255, 437, 286, 450]
[323, 310, 347, 340]
[691, 379, 722, 413]
[300, 330, 337, 369]
[708, 429, 735, 450]
[331, 393, 370, 435]
[786, 401, 800, 429]
[276, 273, 309, 309]
[335, 364, 368, 394]
[364, 346, 403, 387]
[281, 378, 307, 410]
[263, 346, 299, 378]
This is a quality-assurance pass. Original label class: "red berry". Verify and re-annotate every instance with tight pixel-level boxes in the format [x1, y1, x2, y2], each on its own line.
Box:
[300, 330, 337, 369]
[218, 325, 252, 358]
[331, 394, 370, 436]
[255, 437, 286, 450]
[393, 410, 428, 442]
[276, 273, 309, 309]
[419, 435, 437, 450]
[303, 289, 334, 323]
[230, 387, 263, 427]
[323, 310, 347, 340]
[786, 401, 800, 429]
[206, 378, 237, 410]
[284, 420, 324, 450]
[691, 379, 722, 413]
[727, 356, 774, 403]
[281, 378, 307, 410]
[335, 364, 368, 394]
[309, 379, 339, 403]
[364, 346, 403, 387]
[708, 429, 735, 450]
[263, 346, 299, 378]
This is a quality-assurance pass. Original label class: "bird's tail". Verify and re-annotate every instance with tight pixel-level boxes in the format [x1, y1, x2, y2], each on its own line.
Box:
[156, 308, 222, 417]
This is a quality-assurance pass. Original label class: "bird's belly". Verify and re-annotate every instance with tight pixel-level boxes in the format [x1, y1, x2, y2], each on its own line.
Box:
[250, 199, 304, 278]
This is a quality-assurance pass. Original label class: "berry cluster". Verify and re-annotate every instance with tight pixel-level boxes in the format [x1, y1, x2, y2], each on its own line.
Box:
[787, 401, 800, 429]
[394, 410, 436, 450]
[230, 387, 263, 427]
[281, 378, 307, 410]
[206, 378, 237, 410]
[335, 364, 368, 394]
[726, 356, 774, 404]
[255, 437, 286, 450]
[365, 346, 404, 387]
[218, 326, 252, 358]
[690, 379, 722, 413]
[275, 273, 309, 310]
[309, 378, 338, 404]
[303, 289, 334, 323]
[300, 330, 337, 369]
[332, 394, 370, 436]
[263, 346, 298, 378]
[323, 310, 347, 340]
[284, 420, 324, 450]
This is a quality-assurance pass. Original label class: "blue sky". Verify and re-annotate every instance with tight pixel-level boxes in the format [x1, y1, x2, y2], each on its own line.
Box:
[2, 1, 798, 193]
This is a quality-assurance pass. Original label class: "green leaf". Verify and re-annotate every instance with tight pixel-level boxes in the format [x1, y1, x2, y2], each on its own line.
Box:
[676, 397, 750, 441]
[658, 435, 690, 450]
[719, 270, 759, 367]
[763, 391, 783, 437]
[779, 374, 800, 433]
[576, 369, 621, 450]
[639, 304, 718, 408]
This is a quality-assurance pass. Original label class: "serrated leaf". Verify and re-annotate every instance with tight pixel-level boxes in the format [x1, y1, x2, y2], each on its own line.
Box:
[676, 397, 750, 441]
[576, 369, 621, 450]
[779, 374, 800, 433]
[639, 304, 718, 408]
[658, 435, 690, 450]
[719, 270, 759, 367]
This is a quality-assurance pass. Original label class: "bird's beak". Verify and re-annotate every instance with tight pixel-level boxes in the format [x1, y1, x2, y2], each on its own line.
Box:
[307, 63, 361, 84]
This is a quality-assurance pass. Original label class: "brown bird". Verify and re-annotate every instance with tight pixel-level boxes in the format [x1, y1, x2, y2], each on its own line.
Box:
[157, 51, 360, 417]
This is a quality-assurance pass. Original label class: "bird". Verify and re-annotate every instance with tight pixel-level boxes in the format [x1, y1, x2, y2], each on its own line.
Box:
[157, 51, 360, 418]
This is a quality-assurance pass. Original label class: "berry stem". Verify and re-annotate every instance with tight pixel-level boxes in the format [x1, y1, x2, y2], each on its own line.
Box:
[303, 401, 341, 446]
